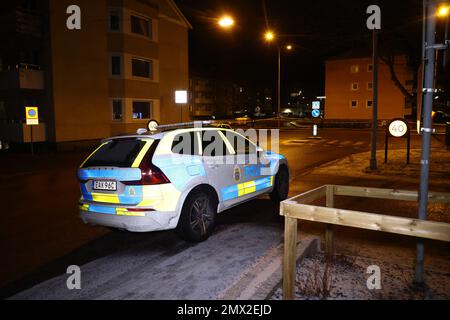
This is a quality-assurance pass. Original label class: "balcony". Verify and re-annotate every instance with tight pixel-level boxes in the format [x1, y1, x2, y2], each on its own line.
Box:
[0, 66, 44, 90]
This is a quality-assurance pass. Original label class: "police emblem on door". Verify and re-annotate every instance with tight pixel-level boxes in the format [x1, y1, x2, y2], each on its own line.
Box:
[234, 166, 241, 182]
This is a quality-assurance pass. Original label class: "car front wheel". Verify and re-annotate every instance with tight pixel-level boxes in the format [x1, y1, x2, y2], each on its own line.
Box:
[269, 165, 289, 202]
[176, 190, 217, 242]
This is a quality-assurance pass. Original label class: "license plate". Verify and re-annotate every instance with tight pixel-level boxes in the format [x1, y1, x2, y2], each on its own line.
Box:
[93, 180, 117, 191]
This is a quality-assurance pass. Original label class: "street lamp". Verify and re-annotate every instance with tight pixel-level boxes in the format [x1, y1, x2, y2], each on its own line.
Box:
[264, 31, 275, 42]
[218, 15, 235, 29]
[437, 4, 449, 18]
[264, 31, 294, 127]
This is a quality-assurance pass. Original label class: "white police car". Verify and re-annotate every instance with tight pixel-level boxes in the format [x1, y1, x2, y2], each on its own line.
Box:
[78, 122, 289, 242]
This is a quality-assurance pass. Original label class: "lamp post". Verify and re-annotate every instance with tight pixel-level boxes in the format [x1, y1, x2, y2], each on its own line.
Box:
[264, 31, 293, 128]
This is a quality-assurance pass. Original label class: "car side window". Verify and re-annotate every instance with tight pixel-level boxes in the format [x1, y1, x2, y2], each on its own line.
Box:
[171, 132, 200, 155]
[222, 131, 257, 155]
[201, 130, 231, 157]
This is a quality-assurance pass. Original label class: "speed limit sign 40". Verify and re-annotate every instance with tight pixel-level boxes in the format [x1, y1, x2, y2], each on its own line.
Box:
[388, 119, 408, 138]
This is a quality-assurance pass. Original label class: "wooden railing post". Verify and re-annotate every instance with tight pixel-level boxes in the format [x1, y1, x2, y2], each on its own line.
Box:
[283, 216, 298, 300]
[325, 185, 335, 256]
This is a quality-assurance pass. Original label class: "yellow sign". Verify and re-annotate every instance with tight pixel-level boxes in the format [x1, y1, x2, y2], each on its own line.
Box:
[25, 107, 39, 125]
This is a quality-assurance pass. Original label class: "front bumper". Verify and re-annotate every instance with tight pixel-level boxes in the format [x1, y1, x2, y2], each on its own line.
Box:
[79, 208, 179, 233]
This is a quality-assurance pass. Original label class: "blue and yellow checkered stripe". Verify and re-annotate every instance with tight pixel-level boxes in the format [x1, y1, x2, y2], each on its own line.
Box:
[221, 176, 274, 201]
[79, 203, 146, 217]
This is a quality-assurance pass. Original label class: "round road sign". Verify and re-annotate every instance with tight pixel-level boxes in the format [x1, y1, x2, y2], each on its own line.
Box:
[388, 119, 408, 138]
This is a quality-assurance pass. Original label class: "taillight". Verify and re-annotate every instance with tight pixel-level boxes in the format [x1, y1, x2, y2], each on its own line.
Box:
[139, 161, 171, 185]
[124, 140, 170, 186]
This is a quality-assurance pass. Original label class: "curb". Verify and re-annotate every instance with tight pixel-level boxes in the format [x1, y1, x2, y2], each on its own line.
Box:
[218, 236, 320, 300]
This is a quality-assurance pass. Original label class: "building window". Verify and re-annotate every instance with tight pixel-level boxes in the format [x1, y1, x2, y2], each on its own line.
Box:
[350, 100, 358, 108]
[367, 82, 373, 90]
[109, 9, 121, 31]
[111, 55, 121, 76]
[366, 100, 373, 108]
[132, 101, 152, 119]
[367, 64, 373, 72]
[131, 15, 152, 38]
[350, 65, 359, 73]
[132, 58, 152, 79]
[351, 82, 359, 91]
[112, 99, 123, 120]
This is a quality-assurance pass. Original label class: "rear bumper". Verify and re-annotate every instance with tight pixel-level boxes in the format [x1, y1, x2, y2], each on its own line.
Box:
[79, 209, 179, 233]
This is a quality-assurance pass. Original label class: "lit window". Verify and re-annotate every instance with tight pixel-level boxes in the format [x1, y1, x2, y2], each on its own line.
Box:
[350, 65, 359, 73]
[131, 15, 152, 38]
[111, 55, 121, 76]
[132, 58, 152, 79]
[367, 82, 373, 90]
[350, 100, 358, 108]
[367, 100, 373, 108]
[112, 100, 123, 120]
[132, 101, 152, 119]
[351, 82, 359, 91]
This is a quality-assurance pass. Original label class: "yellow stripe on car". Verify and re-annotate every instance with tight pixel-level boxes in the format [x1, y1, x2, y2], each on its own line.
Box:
[79, 142, 108, 168]
[91, 193, 120, 204]
[131, 140, 153, 168]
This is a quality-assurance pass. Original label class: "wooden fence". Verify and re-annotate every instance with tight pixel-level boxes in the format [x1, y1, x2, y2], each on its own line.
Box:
[281, 185, 450, 300]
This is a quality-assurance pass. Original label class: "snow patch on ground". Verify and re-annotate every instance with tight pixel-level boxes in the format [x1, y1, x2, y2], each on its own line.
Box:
[271, 252, 450, 300]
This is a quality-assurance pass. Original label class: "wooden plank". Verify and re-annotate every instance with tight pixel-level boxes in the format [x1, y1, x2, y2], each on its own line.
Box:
[283, 204, 450, 242]
[333, 185, 450, 203]
[283, 217, 298, 300]
[325, 185, 335, 255]
[285, 185, 327, 205]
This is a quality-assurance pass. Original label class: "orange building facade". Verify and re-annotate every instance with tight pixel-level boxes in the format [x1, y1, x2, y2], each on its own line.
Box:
[324, 56, 414, 120]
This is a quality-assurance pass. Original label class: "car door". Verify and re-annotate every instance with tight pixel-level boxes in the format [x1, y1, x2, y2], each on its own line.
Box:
[200, 129, 238, 206]
[220, 131, 272, 203]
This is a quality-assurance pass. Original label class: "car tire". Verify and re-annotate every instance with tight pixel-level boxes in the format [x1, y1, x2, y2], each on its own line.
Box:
[176, 189, 217, 242]
[269, 165, 289, 202]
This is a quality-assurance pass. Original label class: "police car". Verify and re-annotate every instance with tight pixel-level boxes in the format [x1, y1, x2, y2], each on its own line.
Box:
[77, 121, 289, 242]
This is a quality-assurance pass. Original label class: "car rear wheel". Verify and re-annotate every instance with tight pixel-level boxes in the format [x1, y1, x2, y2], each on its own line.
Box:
[176, 190, 217, 242]
[269, 165, 289, 202]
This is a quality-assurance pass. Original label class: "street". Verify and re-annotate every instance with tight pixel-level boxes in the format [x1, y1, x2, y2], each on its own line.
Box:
[1, 127, 448, 298]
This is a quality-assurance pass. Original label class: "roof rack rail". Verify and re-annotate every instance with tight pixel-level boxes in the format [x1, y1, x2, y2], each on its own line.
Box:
[154, 121, 212, 131]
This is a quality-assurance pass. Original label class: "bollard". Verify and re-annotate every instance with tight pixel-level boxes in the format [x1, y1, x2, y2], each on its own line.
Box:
[313, 124, 318, 137]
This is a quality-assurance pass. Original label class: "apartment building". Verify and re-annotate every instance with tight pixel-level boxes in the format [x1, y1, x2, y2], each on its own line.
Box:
[325, 55, 414, 120]
[0, 0, 190, 147]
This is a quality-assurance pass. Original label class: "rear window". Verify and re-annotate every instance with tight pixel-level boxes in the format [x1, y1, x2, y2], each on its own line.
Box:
[82, 139, 148, 168]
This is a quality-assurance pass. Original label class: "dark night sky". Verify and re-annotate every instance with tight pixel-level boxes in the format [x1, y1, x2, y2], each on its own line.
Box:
[174, 0, 423, 101]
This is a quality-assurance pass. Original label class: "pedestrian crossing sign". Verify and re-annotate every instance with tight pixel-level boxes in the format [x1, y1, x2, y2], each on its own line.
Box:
[25, 107, 39, 125]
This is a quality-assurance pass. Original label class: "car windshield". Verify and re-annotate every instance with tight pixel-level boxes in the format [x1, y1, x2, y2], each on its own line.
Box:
[82, 138, 150, 168]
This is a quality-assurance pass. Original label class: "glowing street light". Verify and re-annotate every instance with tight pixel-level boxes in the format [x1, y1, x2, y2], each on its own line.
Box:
[286, 44, 293, 51]
[437, 4, 449, 18]
[264, 31, 275, 42]
[218, 16, 235, 29]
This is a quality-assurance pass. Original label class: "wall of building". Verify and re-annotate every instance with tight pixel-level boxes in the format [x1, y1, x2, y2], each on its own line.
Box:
[158, 16, 189, 124]
[325, 56, 413, 120]
[47, 0, 189, 143]
[49, 0, 111, 142]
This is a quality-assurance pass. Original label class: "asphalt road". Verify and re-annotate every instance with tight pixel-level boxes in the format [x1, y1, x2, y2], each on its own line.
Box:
[1, 128, 447, 298]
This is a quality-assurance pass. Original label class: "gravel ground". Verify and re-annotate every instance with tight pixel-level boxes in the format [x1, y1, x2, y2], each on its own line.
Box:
[271, 252, 450, 300]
